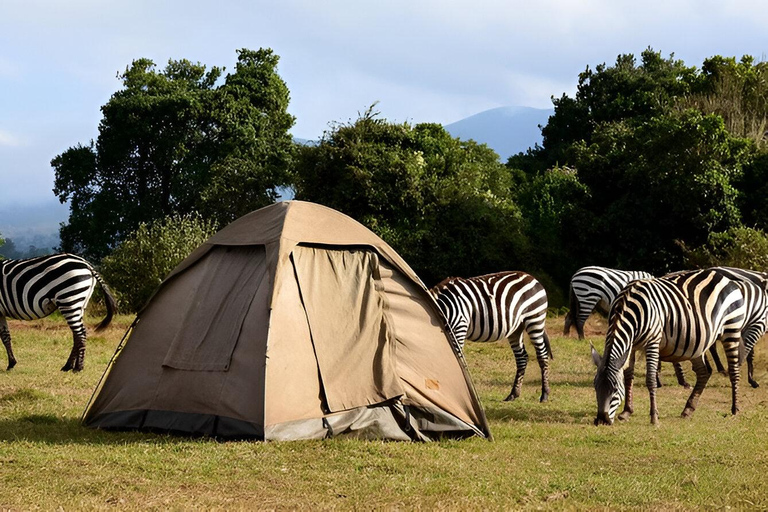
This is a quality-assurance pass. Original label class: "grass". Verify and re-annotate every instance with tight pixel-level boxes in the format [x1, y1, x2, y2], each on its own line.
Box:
[1, 314, 768, 509]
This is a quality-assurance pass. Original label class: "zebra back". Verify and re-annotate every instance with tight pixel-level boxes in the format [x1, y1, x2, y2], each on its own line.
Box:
[432, 271, 549, 348]
[567, 266, 653, 336]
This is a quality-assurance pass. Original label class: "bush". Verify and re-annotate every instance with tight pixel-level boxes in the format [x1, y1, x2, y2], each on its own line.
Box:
[100, 213, 218, 312]
[680, 226, 768, 271]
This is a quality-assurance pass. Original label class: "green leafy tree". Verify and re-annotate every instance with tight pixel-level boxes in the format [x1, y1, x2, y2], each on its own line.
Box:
[508, 49, 760, 282]
[100, 213, 218, 312]
[531, 49, 698, 171]
[294, 108, 530, 284]
[569, 110, 749, 273]
[517, 166, 592, 287]
[52, 48, 294, 260]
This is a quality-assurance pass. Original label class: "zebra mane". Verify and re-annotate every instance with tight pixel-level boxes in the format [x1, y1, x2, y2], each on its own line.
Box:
[432, 277, 460, 291]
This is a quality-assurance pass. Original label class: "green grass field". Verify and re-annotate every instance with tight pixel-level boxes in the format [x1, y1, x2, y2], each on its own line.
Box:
[1, 314, 767, 510]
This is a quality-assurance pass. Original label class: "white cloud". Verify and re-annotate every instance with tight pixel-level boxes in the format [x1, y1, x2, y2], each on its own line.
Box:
[0, 130, 23, 147]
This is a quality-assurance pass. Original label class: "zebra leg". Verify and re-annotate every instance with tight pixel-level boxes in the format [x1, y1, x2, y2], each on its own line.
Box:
[575, 295, 600, 340]
[504, 327, 528, 402]
[708, 344, 727, 376]
[61, 319, 88, 373]
[672, 362, 691, 389]
[0, 316, 16, 370]
[645, 346, 661, 425]
[562, 311, 573, 336]
[721, 338, 742, 415]
[747, 349, 758, 388]
[527, 319, 551, 402]
[618, 351, 636, 421]
[681, 356, 712, 418]
[740, 324, 762, 389]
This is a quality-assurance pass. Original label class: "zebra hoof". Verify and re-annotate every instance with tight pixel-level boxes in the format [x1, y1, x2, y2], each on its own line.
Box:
[61, 364, 72, 372]
[503, 393, 518, 402]
[6, 360, 16, 371]
[749, 380, 759, 389]
[681, 407, 695, 418]
[539, 393, 549, 403]
[618, 411, 632, 421]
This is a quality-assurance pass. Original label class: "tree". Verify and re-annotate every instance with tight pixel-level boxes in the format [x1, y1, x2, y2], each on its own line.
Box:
[100, 213, 218, 312]
[507, 49, 759, 281]
[294, 108, 531, 285]
[52, 48, 295, 260]
[529, 49, 698, 172]
[568, 110, 749, 273]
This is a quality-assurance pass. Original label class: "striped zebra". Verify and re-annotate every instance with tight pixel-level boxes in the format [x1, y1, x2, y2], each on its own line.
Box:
[431, 271, 553, 402]
[0, 253, 117, 372]
[564, 266, 653, 340]
[592, 269, 749, 426]
[707, 267, 768, 388]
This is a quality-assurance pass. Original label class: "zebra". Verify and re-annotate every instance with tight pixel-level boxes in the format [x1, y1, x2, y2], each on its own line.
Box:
[592, 268, 750, 426]
[431, 271, 553, 402]
[564, 266, 653, 340]
[706, 266, 768, 388]
[0, 253, 117, 372]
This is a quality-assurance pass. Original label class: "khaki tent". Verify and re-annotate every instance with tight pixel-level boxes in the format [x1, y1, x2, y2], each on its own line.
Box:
[84, 201, 491, 441]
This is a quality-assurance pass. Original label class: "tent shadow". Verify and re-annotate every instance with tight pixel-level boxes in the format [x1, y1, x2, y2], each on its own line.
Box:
[0, 415, 183, 446]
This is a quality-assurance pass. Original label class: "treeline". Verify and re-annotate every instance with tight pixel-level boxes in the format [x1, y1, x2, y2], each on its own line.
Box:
[50, 48, 768, 310]
[0, 238, 53, 260]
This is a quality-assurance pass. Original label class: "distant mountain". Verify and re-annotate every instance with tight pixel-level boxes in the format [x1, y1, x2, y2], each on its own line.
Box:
[444, 106, 553, 161]
[0, 200, 67, 254]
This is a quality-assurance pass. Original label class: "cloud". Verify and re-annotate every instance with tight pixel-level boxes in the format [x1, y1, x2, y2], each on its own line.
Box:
[0, 130, 23, 147]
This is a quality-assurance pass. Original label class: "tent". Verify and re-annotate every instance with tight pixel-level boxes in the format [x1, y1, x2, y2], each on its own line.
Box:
[83, 201, 491, 441]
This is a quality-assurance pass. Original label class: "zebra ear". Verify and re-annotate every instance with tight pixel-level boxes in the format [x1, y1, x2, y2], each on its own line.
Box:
[590, 342, 602, 367]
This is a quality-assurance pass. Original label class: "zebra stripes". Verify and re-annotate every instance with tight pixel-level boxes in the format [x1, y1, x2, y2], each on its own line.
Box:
[564, 266, 653, 339]
[707, 267, 768, 388]
[592, 269, 750, 425]
[0, 253, 117, 372]
[431, 271, 553, 402]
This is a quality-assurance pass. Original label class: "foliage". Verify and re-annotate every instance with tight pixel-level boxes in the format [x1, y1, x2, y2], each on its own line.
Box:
[534, 49, 698, 170]
[52, 48, 294, 261]
[100, 213, 218, 312]
[509, 49, 763, 282]
[682, 55, 768, 146]
[294, 107, 530, 284]
[570, 109, 749, 273]
[681, 226, 768, 271]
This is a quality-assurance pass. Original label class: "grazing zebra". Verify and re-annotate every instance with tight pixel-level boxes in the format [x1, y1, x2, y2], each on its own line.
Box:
[431, 271, 553, 402]
[662, 266, 768, 387]
[564, 266, 653, 340]
[592, 269, 749, 426]
[0, 253, 117, 372]
[709, 267, 768, 388]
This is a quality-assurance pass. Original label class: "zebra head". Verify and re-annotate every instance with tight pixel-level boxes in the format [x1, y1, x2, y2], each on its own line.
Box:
[591, 343, 625, 426]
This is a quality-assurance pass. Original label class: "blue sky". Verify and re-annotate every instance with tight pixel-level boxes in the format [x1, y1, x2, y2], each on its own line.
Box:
[1, 0, 767, 212]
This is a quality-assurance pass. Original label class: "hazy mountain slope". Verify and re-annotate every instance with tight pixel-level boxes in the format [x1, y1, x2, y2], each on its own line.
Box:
[444, 106, 553, 160]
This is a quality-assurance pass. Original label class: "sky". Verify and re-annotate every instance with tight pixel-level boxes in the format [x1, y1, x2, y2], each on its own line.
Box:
[1, 0, 767, 218]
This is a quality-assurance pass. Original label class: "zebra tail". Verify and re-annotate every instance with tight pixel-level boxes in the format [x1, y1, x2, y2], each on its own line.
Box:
[95, 273, 118, 332]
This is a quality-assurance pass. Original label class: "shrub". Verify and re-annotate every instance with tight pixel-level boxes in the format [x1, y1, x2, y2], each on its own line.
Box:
[100, 213, 218, 312]
[680, 226, 768, 271]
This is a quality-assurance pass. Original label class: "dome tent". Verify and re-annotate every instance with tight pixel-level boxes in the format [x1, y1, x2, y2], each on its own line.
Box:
[83, 201, 491, 441]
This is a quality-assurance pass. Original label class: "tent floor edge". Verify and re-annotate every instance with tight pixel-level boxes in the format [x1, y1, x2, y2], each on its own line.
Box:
[84, 410, 265, 440]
